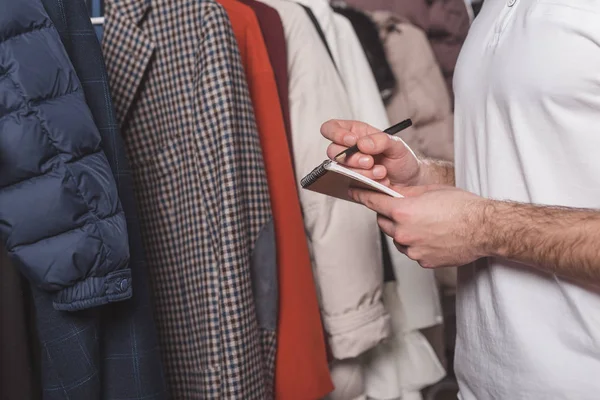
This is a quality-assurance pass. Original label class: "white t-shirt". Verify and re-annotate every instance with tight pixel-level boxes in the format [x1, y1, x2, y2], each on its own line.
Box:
[453, 0, 600, 398]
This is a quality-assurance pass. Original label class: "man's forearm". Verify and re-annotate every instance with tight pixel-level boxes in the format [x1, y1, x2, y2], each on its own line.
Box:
[481, 200, 600, 282]
[419, 159, 455, 186]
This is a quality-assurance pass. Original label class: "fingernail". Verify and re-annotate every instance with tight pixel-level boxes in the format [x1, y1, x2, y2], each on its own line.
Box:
[360, 137, 375, 150]
[359, 156, 370, 167]
[373, 166, 385, 178]
[343, 135, 357, 146]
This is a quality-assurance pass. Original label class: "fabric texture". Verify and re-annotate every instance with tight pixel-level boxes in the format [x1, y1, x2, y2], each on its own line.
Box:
[327, 359, 365, 400]
[300, 4, 336, 68]
[31, 0, 168, 398]
[332, 4, 396, 104]
[219, 4, 281, 393]
[331, 11, 389, 129]
[328, 283, 445, 400]
[298, 0, 390, 129]
[298, 1, 404, 364]
[239, 0, 293, 157]
[0, 0, 130, 312]
[219, 1, 332, 399]
[341, 0, 470, 95]
[103, 0, 275, 397]
[361, 283, 445, 399]
[372, 12, 454, 162]
[453, 0, 600, 398]
[263, 0, 391, 362]
[295, 0, 342, 67]
[0, 249, 40, 400]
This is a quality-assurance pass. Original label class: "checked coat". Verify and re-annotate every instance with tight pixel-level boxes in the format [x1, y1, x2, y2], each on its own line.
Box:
[102, 0, 277, 398]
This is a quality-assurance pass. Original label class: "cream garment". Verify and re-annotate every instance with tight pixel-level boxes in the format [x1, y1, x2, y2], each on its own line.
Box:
[454, 0, 600, 398]
[296, 0, 343, 69]
[328, 359, 366, 400]
[370, 12, 454, 162]
[330, 12, 389, 130]
[332, 10, 446, 400]
[292, 3, 446, 398]
[297, 0, 389, 129]
[362, 283, 445, 400]
[258, 0, 391, 360]
[309, 1, 445, 332]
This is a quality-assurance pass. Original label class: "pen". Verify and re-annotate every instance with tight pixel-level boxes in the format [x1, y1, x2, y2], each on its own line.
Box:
[333, 118, 412, 162]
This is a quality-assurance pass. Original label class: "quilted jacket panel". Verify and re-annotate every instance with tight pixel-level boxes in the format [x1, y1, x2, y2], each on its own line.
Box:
[0, 0, 131, 311]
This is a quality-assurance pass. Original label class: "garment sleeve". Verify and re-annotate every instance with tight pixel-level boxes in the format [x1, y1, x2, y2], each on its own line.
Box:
[0, 2, 131, 312]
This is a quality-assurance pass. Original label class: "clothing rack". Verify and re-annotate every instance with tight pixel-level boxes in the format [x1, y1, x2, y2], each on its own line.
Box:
[2, 0, 469, 398]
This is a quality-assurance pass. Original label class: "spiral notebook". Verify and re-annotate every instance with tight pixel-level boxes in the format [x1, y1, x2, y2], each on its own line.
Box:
[301, 119, 412, 202]
[300, 160, 403, 202]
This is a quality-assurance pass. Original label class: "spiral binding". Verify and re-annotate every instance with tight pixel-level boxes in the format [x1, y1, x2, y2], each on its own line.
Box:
[301, 160, 332, 188]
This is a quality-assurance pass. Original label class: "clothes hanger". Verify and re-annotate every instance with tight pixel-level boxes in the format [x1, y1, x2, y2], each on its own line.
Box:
[91, 17, 105, 25]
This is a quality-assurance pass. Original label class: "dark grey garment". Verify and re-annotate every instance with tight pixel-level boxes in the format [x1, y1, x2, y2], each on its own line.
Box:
[35, 0, 168, 398]
[251, 219, 278, 332]
[0, 251, 41, 400]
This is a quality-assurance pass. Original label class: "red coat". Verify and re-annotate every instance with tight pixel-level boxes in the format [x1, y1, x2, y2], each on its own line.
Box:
[219, 1, 333, 399]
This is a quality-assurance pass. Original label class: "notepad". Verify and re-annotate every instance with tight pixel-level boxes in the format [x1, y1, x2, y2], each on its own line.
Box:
[300, 160, 403, 202]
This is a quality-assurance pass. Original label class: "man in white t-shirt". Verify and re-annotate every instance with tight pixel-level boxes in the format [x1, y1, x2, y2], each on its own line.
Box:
[321, 0, 600, 398]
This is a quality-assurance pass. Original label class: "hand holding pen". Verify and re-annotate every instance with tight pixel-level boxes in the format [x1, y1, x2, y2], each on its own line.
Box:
[320, 119, 422, 188]
[333, 119, 412, 162]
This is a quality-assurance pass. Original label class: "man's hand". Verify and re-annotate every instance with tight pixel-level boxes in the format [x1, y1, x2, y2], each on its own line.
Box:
[350, 184, 600, 283]
[321, 119, 424, 187]
[321, 119, 455, 187]
[349, 185, 489, 268]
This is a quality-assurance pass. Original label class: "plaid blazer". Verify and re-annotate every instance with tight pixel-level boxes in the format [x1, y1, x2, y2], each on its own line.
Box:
[102, 0, 276, 398]
[36, 0, 168, 398]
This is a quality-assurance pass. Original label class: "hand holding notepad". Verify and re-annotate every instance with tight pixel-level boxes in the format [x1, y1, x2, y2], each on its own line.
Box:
[301, 119, 412, 202]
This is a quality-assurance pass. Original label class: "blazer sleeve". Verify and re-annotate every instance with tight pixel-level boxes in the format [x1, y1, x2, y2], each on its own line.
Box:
[0, 0, 131, 312]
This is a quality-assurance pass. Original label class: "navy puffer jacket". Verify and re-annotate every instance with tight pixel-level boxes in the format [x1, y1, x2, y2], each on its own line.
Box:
[0, 0, 131, 311]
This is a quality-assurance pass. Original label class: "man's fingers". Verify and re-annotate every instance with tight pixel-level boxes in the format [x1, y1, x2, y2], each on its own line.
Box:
[394, 186, 431, 197]
[375, 177, 391, 187]
[344, 166, 387, 181]
[348, 188, 398, 219]
[395, 242, 409, 255]
[394, 185, 446, 197]
[326, 145, 388, 178]
[326, 143, 347, 159]
[321, 120, 356, 147]
[377, 215, 395, 238]
[326, 143, 372, 166]
[326, 119, 381, 136]
[321, 120, 380, 147]
[357, 132, 411, 158]
[321, 120, 414, 165]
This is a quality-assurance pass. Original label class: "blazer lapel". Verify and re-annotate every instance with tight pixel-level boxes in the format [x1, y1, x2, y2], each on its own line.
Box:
[102, 0, 155, 128]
